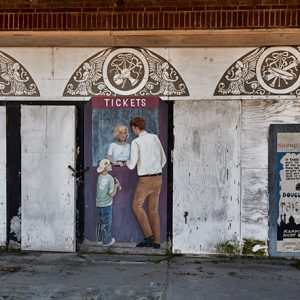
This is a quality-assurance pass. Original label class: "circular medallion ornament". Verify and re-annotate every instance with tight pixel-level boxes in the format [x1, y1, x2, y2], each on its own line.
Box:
[102, 48, 149, 95]
[256, 47, 300, 94]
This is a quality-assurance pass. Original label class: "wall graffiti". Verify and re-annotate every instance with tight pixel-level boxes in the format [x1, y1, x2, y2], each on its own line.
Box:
[64, 48, 189, 97]
[215, 46, 300, 96]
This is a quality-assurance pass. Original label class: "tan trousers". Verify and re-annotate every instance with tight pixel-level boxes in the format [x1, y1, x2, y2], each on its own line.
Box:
[133, 175, 162, 244]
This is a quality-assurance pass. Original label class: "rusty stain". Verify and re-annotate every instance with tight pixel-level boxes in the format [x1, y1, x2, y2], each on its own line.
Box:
[1, 265, 22, 273]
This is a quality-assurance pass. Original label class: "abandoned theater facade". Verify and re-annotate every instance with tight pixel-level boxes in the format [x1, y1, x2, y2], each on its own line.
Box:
[1, 42, 300, 257]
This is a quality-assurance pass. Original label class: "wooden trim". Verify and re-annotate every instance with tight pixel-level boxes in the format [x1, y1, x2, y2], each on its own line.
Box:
[1, 29, 300, 47]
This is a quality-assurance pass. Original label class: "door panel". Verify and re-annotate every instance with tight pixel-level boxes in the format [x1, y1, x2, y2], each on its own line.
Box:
[84, 97, 169, 250]
[173, 100, 241, 254]
[0, 106, 6, 246]
[21, 106, 76, 252]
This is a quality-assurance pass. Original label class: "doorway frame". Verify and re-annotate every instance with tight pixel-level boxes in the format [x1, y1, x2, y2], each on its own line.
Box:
[3, 99, 174, 252]
[5, 101, 85, 251]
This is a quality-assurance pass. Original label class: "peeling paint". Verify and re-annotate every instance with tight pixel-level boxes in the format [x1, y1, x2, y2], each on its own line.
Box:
[10, 207, 21, 243]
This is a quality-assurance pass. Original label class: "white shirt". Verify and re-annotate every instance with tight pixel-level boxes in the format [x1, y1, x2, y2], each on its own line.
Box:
[107, 142, 130, 162]
[126, 131, 166, 176]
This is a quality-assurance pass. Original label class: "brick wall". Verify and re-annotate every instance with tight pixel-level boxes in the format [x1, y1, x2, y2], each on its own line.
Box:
[0, 0, 300, 30]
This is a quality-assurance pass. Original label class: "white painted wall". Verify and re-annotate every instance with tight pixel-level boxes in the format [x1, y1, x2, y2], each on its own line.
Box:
[21, 106, 76, 252]
[173, 101, 241, 254]
[0, 106, 6, 247]
[0, 46, 298, 254]
[0, 47, 261, 101]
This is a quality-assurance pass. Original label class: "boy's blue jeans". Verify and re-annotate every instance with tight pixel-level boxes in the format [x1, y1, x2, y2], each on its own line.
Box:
[96, 205, 113, 245]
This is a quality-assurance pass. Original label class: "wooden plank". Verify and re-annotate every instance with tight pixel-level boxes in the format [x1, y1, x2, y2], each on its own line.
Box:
[0, 107, 6, 246]
[241, 168, 269, 241]
[173, 100, 241, 254]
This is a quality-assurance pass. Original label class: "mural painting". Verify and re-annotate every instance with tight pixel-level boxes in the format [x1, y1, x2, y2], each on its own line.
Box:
[0, 51, 40, 96]
[64, 47, 189, 97]
[84, 96, 168, 250]
[215, 46, 300, 96]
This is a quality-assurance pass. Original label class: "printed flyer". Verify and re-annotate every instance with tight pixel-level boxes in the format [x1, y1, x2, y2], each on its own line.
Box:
[277, 133, 300, 252]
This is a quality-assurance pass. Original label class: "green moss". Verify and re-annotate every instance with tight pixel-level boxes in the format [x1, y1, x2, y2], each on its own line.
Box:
[216, 241, 240, 255]
[166, 251, 177, 263]
[292, 260, 300, 269]
[105, 248, 116, 255]
[242, 239, 267, 256]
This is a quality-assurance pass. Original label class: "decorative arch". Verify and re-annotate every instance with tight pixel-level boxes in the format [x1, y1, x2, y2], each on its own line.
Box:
[63, 47, 189, 97]
[214, 46, 300, 96]
[0, 51, 40, 96]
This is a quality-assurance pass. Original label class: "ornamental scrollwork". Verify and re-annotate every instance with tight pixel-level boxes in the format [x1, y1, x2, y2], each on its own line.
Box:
[0, 51, 40, 96]
[64, 47, 189, 97]
[215, 46, 300, 96]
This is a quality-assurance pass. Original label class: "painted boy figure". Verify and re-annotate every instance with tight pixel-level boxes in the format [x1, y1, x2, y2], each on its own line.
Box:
[96, 159, 121, 246]
[125, 117, 166, 249]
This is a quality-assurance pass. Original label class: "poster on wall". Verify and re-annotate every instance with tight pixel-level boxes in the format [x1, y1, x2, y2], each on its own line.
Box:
[84, 96, 168, 250]
[276, 132, 300, 252]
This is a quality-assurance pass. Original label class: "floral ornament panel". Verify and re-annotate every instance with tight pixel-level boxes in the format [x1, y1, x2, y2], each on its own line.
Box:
[0, 51, 40, 96]
[63, 47, 189, 97]
[214, 46, 300, 96]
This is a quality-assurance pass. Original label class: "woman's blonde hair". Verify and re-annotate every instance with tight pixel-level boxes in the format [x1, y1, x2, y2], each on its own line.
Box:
[113, 124, 129, 140]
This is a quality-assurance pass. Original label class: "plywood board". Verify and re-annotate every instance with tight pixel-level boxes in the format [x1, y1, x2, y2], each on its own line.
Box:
[241, 99, 300, 243]
[173, 100, 241, 254]
[21, 106, 76, 252]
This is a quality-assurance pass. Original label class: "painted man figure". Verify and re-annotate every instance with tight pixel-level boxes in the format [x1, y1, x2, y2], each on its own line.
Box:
[125, 117, 166, 249]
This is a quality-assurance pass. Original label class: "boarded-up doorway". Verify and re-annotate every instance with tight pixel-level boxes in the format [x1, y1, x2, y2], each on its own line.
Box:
[20, 105, 76, 252]
[173, 100, 241, 254]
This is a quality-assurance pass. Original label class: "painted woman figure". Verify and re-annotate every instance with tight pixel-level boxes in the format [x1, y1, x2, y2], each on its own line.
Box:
[107, 124, 131, 167]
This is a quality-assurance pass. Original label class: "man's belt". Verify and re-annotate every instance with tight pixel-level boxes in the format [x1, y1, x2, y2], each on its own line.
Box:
[139, 173, 162, 177]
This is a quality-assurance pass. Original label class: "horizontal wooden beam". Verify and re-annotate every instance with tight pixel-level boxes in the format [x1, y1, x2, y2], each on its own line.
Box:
[1, 29, 300, 47]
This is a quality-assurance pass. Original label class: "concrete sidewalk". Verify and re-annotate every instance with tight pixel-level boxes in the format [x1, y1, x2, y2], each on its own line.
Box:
[0, 251, 299, 300]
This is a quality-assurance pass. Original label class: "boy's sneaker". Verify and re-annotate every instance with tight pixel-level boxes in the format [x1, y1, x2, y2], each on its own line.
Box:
[103, 238, 115, 247]
[136, 236, 154, 247]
